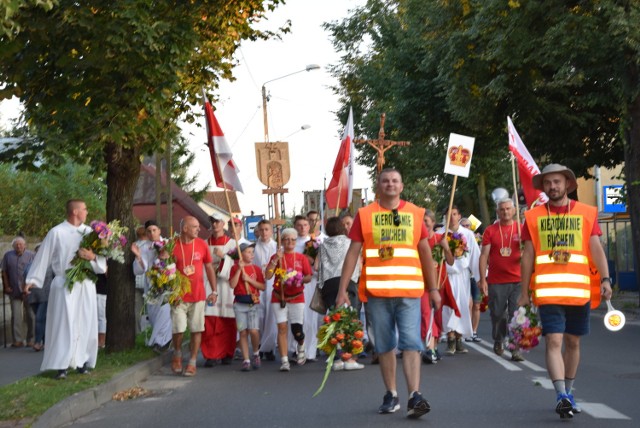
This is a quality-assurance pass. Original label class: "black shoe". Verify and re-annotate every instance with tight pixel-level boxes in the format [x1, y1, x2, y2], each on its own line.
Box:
[55, 369, 67, 380]
[76, 363, 90, 374]
[378, 391, 400, 414]
[556, 393, 574, 419]
[434, 349, 442, 361]
[407, 392, 431, 419]
[221, 357, 232, 365]
[493, 341, 504, 356]
[204, 359, 219, 367]
[421, 350, 437, 364]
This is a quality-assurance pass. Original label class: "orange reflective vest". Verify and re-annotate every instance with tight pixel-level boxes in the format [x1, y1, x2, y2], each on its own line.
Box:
[524, 201, 597, 306]
[358, 201, 425, 298]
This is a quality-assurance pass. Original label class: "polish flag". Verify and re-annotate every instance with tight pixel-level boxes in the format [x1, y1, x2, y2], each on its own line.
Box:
[326, 107, 355, 210]
[508, 117, 546, 206]
[204, 95, 243, 193]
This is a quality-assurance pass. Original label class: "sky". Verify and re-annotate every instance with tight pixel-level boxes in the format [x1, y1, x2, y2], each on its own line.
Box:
[0, 0, 371, 218]
[184, 0, 370, 217]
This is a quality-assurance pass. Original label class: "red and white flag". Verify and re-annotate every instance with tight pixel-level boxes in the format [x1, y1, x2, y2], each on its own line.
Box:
[203, 95, 243, 193]
[326, 107, 355, 210]
[507, 117, 546, 206]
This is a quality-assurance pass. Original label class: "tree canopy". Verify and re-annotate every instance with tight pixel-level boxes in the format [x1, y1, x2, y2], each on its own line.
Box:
[0, 0, 287, 350]
[327, 0, 639, 289]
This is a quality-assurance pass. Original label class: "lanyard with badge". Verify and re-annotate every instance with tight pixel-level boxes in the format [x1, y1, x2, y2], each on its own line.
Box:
[180, 239, 196, 276]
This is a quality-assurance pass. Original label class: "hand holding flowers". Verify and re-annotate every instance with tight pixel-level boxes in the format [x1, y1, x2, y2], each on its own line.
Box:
[65, 220, 128, 291]
[508, 306, 542, 352]
[314, 306, 365, 397]
[146, 235, 191, 306]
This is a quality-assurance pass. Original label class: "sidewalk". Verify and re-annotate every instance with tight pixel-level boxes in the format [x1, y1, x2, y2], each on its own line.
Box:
[1, 291, 638, 427]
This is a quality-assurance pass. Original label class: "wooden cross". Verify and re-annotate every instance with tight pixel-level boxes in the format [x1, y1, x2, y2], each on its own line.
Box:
[354, 113, 410, 173]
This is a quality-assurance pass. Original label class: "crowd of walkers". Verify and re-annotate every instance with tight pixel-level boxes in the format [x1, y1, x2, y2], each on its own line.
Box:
[1, 163, 613, 420]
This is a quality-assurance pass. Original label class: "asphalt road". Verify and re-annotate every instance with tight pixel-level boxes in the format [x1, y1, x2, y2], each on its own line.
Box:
[68, 313, 639, 428]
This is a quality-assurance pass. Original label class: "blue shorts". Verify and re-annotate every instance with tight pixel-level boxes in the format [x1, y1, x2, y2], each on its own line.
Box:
[366, 296, 423, 354]
[470, 278, 481, 303]
[538, 303, 590, 336]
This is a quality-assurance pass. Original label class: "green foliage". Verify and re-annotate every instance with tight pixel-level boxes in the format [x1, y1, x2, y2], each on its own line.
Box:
[0, 0, 56, 37]
[0, 162, 106, 237]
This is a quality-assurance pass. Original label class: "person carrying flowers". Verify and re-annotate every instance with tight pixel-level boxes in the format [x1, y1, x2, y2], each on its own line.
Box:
[336, 169, 440, 419]
[264, 227, 312, 371]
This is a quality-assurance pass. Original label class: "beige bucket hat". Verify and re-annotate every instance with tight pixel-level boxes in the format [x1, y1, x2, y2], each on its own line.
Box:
[532, 163, 578, 193]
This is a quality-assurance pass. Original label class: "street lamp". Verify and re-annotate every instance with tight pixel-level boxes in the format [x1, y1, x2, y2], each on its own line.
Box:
[262, 64, 320, 144]
[280, 124, 311, 140]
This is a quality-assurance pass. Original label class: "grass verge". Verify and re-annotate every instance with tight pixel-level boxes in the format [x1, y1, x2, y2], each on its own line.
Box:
[0, 334, 156, 422]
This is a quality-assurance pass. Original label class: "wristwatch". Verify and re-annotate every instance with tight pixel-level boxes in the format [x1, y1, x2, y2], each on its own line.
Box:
[600, 277, 612, 284]
[212, 291, 219, 296]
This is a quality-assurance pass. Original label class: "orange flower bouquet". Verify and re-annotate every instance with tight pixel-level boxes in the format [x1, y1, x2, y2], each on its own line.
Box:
[313, 305, 364, 397]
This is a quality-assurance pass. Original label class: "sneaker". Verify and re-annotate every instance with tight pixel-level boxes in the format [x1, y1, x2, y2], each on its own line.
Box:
[493, 341, 504, 356]
[221, 356, 233, 365]
[455, 338, 468, 354]
[567, 393, 582, 414]
[407, 392, 431, 419]
[344, 361, 365, 370]
[511, 351, 525, 362]
[241, 361, 251, 372]
[332, 360, 345, 371]
[55, 369, 67, 380]
[555, 393, 574, 419]
[76, 363, 90, 374]
[234, 348, 243, 360]
[296, 344, 306, 366]
[378, 391, 400, 414]
[434, 349, 442, 361]
[251, 355, 261, 370]
[279, 360, 290, 372]
[472, 333, 482, 342]
[422, 350, 437, 364]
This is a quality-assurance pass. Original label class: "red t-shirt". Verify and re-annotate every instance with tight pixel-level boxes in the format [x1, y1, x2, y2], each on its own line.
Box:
[348, 200, 430, 242]
[173, 238, 212, 302]
[230, 263, 265, 303]
[481, 222, 522, 284]
[521, 200, 602, 241]
[269, 252, 311, 304]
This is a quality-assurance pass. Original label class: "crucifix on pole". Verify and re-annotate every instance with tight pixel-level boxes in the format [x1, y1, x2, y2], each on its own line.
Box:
[354, 113, 410, 174]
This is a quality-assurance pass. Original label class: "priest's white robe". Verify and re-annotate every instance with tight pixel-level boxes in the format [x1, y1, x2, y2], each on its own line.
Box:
[26, 221, 107, 371]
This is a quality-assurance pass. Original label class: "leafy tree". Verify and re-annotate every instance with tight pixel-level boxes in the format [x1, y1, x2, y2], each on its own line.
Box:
[0, 162, 106, 236]
[327, 0, 639, 291]
[0, 0, 287, 350]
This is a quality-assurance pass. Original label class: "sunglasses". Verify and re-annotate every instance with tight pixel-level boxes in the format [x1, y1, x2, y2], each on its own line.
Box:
[392, 208, 401, 227]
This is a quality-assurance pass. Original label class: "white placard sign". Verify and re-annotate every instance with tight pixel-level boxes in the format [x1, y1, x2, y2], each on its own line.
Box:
[444, 133, 475, 178]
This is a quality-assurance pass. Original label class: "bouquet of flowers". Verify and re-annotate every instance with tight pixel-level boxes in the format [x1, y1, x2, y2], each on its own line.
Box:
[303, 237, 322, 259]
[479, 293, 489, 312]
[145, 236, 191, 306]
[226, 247, 240, 261]
[274, 267, 304, 289]
[313, 306, 365, 397]
[507, 306, 542, 352]
[65, 220, 128, 291]
[448, 231, 469, 258]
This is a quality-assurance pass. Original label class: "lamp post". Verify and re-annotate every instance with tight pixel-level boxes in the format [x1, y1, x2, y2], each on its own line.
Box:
[255, 64, 320, 226]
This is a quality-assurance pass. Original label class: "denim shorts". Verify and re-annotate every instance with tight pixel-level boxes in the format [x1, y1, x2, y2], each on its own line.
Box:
[470, 278, 481, 303]
[233, 303, 261, 331]
[538, 303, 590, 336]
[366, 296, 423, 354]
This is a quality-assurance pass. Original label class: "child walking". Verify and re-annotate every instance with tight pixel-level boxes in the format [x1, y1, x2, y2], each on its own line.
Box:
[230, 243, 266, 371]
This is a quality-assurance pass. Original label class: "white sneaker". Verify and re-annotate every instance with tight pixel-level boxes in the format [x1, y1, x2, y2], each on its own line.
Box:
[296, 344, 306, 366]
[332, 360, 345, 371]
[280, 360, 290, 371]
[344, 361, 365, 370]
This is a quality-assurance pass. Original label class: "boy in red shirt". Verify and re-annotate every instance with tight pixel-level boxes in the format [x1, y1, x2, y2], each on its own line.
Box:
[230, 243, 265, 371]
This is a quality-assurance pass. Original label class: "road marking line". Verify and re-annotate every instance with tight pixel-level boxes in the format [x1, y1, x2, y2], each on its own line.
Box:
[464, 342, 522, 371]
[519, 359, 546, 372]
[476, 338, 546, 371]
[580, 403, 631, 420]
[532, 376, 553, 389]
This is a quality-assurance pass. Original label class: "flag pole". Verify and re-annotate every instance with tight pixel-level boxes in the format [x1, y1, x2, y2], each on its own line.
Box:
[436, 175, 458, 289]
[510, 153, 522, 237]
[335, 181, 342, 216]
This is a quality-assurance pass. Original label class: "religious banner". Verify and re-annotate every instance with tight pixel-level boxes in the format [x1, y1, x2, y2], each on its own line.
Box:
[444, 133, 475, 177]
[254, 142, 291, 188]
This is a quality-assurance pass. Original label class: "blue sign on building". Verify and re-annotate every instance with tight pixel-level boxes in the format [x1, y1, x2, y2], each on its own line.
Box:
[244, 215, 265, 241]
[603, 185, 626, 213]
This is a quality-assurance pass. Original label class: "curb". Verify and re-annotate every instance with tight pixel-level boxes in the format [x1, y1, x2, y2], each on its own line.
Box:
[33, 351, 171, 428]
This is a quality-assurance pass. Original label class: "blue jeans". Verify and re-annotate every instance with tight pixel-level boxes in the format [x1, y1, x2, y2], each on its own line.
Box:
[30, 301, 48, 345]
[366, 296, 422, 354]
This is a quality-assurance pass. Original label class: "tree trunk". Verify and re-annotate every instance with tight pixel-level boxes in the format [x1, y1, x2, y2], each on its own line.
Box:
[105, 141, 141, 352]
[477, 173, 490, 229]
